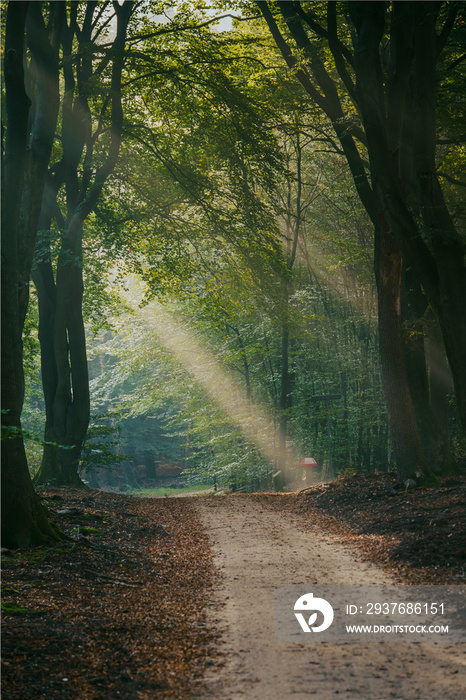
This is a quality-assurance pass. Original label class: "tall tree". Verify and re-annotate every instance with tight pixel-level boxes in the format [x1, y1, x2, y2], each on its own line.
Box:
[33, 1, 133, 486]
[256, 0, 465, 481]
[1, 1, 63, 546]
[276, 130, 311, 480]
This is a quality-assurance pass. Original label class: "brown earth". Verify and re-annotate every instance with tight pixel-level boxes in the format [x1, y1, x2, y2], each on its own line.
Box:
[1, 472, 465, 698]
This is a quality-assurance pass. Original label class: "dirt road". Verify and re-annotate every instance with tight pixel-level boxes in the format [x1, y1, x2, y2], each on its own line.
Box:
[194, 495, 465, 700]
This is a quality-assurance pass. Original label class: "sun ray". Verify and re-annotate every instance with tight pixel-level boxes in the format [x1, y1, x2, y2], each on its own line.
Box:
[135, 296, 300, 473]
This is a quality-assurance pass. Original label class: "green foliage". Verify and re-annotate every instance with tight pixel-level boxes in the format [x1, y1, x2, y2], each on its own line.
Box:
[79, 11, 389, 486]
[95, 3, 290, 303]
[1, 602, 33, 616]
[22, 287, 42, 387]
[79, 412, 127, 481]
[436, 8, 466, 231]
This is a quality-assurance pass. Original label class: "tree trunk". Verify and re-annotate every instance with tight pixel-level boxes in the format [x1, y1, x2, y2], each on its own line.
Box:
[278, 316, 290, 480]
[411, 2, 466, 435]
[341, 371, 349, 467]
[277, 131, 303, 482]
[425, 315, 453, 437]
[377, 217, 438, 484]
[33, 2, 133, 485]
[1, 2, 62, 546]
[402, 267, 458, 475]
[404, 335, 458, 476]
[34, 218, 89, 487]
[1, 255, 60, 544]
[230, 326, 252, 400]
[2, 437, 62, 549]
[145, 451, 156, 479]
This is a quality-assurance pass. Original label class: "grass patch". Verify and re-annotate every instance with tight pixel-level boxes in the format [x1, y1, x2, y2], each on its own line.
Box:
[130, 483, 213, 497]
[79, 512, 105, 522]
[1, 601, 40, 616]
[71, 527, 102, 536]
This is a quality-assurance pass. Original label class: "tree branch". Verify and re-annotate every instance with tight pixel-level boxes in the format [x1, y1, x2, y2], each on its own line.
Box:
[437, 2, 459, 55]
[326, 2, 357, 104]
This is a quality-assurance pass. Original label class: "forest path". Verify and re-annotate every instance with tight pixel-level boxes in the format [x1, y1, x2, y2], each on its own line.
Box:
[194, 495, 465, 700]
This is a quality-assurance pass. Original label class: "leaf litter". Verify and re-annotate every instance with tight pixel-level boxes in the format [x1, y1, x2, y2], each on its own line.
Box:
[2, 488, 221, 699]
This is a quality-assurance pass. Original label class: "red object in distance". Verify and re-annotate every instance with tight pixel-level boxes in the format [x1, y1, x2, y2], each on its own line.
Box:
[300, 458, 317, 467]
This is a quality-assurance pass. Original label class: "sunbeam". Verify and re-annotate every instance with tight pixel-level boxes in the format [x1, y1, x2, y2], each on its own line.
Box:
[136, 297, 300, 474]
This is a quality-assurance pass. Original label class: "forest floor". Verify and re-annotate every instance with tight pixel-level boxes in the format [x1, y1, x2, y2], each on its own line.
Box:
[1, 472, 465, 699]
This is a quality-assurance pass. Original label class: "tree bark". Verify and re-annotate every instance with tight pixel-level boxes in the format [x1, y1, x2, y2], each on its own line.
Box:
[411, 1, 466, 436]
[425, 315, 454, 437]
[277, 131, 303, 481]
[402, 266, 458, 475]
[404, 333, 458, 476]
[278, 313, 290, 479]
[34, 217, 89, 487]
[378, 217, 437, 484]
[1, 1, 62, 547]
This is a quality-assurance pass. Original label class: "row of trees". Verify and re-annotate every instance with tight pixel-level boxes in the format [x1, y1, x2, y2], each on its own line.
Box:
[2, 1, 465, 546]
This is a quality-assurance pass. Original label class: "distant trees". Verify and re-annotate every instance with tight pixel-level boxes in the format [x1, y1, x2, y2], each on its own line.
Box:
[87, 104, 387, 487]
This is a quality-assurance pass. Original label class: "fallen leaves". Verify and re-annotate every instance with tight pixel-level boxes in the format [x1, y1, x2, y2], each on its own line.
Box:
[1, 489, 220, 699]
[286, 473, 466, 585]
